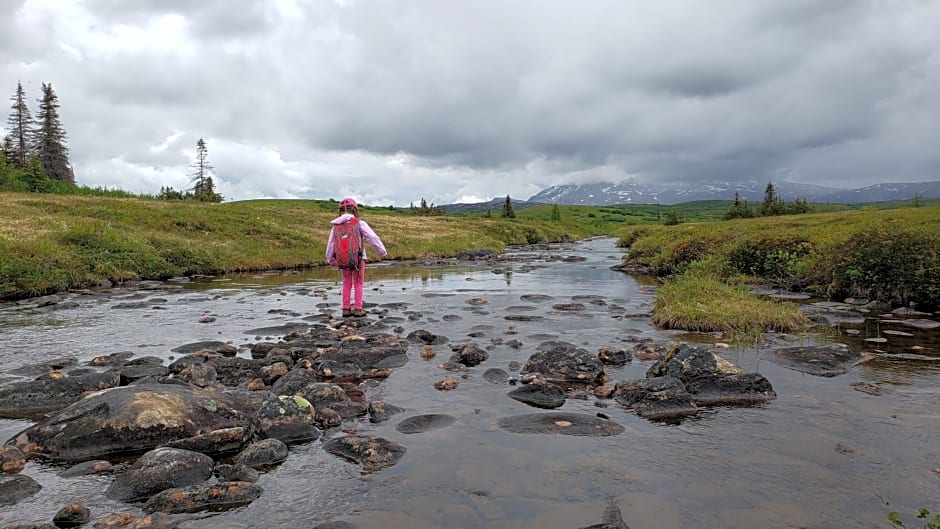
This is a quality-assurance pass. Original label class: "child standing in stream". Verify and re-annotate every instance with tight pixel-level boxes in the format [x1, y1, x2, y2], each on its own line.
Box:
[325, 197, 388, 317]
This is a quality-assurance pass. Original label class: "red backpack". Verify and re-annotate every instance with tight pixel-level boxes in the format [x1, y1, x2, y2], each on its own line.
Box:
[332, 218, 363, 270]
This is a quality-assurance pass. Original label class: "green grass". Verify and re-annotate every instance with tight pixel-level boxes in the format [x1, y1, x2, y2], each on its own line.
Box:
[0, 193, 620, 300]
[651, 271, 808, 336]
[620, 205, 940, 315]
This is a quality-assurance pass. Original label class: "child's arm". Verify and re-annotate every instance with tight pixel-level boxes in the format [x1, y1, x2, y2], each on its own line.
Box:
[325, 226, 336, 262]
[359, 221, 387, 257]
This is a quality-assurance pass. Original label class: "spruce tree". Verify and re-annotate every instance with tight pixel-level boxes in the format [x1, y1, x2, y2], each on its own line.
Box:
[35, 83, 74, 183]
[502, 195, 515, 218]
[6, 81, 33, 169]
[550, 203, 561, 221]
[190, 138, 222, 202]
[1, 135, 15, 166]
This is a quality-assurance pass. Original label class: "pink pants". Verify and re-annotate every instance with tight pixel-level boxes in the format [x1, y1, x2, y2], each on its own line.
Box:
[341, 265, 366, 310]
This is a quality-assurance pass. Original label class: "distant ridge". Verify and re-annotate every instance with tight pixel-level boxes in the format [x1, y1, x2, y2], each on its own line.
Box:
[526, 180, 940, 206]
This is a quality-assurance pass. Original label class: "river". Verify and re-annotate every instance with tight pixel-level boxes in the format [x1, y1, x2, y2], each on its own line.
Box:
[1, 237, 938, 529]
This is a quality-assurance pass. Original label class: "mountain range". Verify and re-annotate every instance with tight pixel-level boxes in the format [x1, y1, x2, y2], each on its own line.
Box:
[525, 180, 940, 206]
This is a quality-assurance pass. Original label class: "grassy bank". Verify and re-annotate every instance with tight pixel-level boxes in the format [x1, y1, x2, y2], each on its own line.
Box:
[0, 194, 622, 300]
[619, 205, 940, 332]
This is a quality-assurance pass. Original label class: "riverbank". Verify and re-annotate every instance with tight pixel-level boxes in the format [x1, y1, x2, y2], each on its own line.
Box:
[0, 194, 612, 300]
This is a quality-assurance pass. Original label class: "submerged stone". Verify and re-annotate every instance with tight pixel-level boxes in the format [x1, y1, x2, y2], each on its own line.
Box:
[395, 414, 456, 434]
[143, 481, 262, 514]
[105, 447, 214, 502]
[497, 413, 624, 436]
[507, 384, 566, 409]
[0, 474, 42, 506]
[768, 343, 870, 377]
[322, 435, 406, 472]
[614, 376, 699, 422]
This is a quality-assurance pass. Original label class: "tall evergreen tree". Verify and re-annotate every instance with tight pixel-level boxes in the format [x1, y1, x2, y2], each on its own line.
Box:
[6, 81, 33, 169]
[760, 182, 780, 216]
[502, 195, 515, 218]
[35, 83, 74, 183]
[190, 138, 222, 202]
[1, 135, 15, 166]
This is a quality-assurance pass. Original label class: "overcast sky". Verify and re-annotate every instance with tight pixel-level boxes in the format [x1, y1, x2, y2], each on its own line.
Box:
[2, 0, 938, 205]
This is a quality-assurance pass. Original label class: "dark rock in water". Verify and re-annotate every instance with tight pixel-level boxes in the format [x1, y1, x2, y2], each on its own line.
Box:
[296, 383, 347, 406]
[89, 352, 134, 367]
[506, 305, 538, 312]
[59, 459, 113, 477]
[256, 394, 320, 445]
[8, 384, 254, 462]
[442, 314, 462, 322]
[92, 511, 140, 529]
[116, 364, 169, 385]
[497, 413, 624, 436]
[768, 344, 870, 377]
[313, 522, 356, 529]
[0, 371, 121, 419]
[315, 408, 343, 428]
[323, 435, 406, 472]
[504, 315, 545, 322]
[0, 474, 41, 506]
[215, 463, 259, 483]
[270, 368, 320, 396]
[614, 376, 699, 421]
[579, 502, 631, 529]
[521, 341, 605, 384]
[171, 341, 237, 357]
[597, 346, 631, 366]
[520, 294, 554, 303]
[105, 447, 214, 502]
[449, 343, 488, 367]
[209, 356, 291, 387]
[316, 336, 409, 372]
[368, 401, 405, 423]
[53, 503, 91, 528]
[685, 373, 776, 405]
[456, 248, 495, 260]
[233, 438, 289, 469]
[508, 384, 566, 409]
[407, 329, 449, 345]
[395, 414, 456, 434]
[630, 342, 666, 361]
[647, 344, 742, 383]
[850, 381, 893, 396]
[244, 323, 312, 336]
[552, 303, 586, 311]
[483, 368, 510, 384]
[143, 481, 262, 514]
[167, 354, 206, 374]
[126, 356, 165, 367]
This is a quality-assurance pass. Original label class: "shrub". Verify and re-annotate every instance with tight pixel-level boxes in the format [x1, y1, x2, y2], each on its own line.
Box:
[728, 236, 815, 286]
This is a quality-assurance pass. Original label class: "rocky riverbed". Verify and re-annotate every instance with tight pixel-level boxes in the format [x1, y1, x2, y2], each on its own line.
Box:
[0, 238, 938, 529]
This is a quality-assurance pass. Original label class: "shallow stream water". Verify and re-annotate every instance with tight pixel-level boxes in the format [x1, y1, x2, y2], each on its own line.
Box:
[1, 238, 938, 529]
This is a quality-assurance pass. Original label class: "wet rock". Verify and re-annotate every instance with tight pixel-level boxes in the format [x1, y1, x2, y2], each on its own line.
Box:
[53, 503, 91, 528]
[901, 319, 940, 330]
[406, 329, 449, 345]
[312, 523, 356, 529]
[0, 474, 42, 506]
[508, 384, 566, 409]
[0, 371, 121, 419]
[166, 355, 206, 375]
[208, 356, 292, 387]
[214, 463, 259, 483]
[504, 315, 545, 322]
[629, 342, 666, 361]
[233, 438, 289, 469]
[521, 341, 605, 384]
[315, 408, 343, 429]
[105, 448, 214, 502]
[128, 512, 179, 528]
[59, 460, 113, 477]
[170, 341, 237, 357]
[483, 368, 510, 384]
[594, 386, 614, 399]
[497, 413, 624, 436]
[9, 384, 254, 462]
[117, 364, 169, 385]
[466, 298, 488, 306]
[579, 502, 631, 529]
[685, 373, 776, 405]
[90, 352, 134, 367]
[259, 362, 289, 384]
[3, 523, 58, 529]
[269, 368, 319, 396]
[456, 249, 495, 260]
[92, 511, 138, 529]
[769, 343, 870, 377]
[395, 414, 456, 434]
[419, 346, 436, 359]
[647, 344, 742, 383]
[520, 294, 554, 303]
[597, 346, 631, 366]
[1, 447, 26, 474]
[143, 481, 263, 514]
[438, 361, 468, 373]
[244, 323, 312, 336]
[322, 436, 406, 472]
[256, 394, 320, 445]
[434, 379, 459, 390]
[246, 378, 266, 391]
[198, 316, 216, 323]
[449, 343, 489, 367]
[177, 363, 217, 388]
[614, 376, 699, 421]
[368, 401, 405, 423]
[552, 303, 586, 311]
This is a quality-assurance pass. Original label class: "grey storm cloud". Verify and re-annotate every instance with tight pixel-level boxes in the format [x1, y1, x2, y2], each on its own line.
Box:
[1, 0, 938, 204]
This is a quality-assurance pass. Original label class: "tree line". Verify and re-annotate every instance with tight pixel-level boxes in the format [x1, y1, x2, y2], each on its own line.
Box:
[724, 182, 810, 220]
[0, 81, 75, 192]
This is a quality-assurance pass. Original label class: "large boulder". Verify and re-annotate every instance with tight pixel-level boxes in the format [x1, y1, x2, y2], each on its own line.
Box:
[143, 481, 262, 514]
[0, 371, 121, 419]
[614, 376, 699, 421]
[256, 394, 320, 445]
[0, 474, 41, 507]
[521, 341, 605, 384]
[647, 344, 742, 382]
[105, 447, 214, 502]
[448, 343, 488, 367]
[233, 438, 289, 469]
[6, 384, 255, 462]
